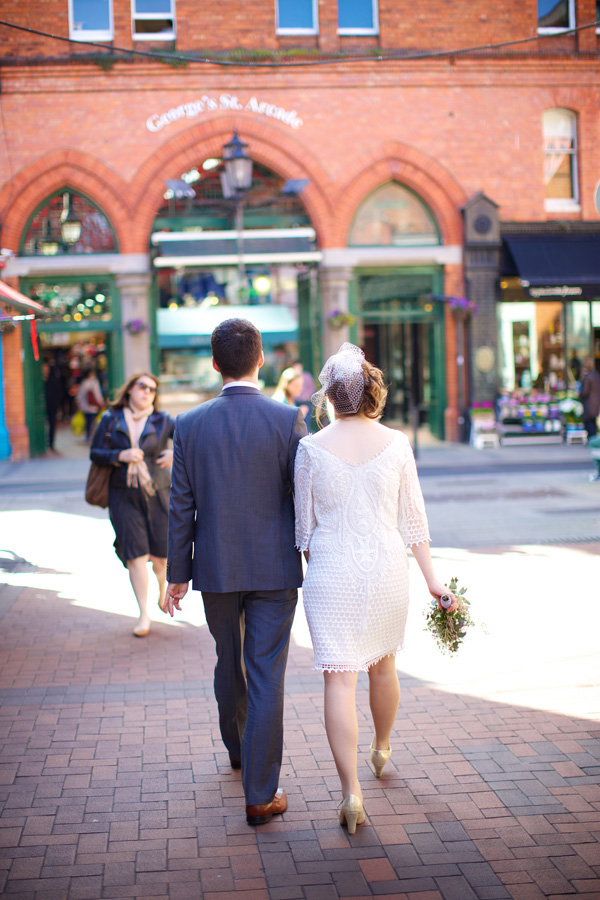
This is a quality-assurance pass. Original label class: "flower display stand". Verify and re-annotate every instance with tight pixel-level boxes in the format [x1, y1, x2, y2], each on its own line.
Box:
[565, 426, 587, 445]
[469, 409, 499, 450]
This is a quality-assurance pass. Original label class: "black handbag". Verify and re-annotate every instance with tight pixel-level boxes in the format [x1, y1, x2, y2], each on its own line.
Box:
[85, 416, 115, 508]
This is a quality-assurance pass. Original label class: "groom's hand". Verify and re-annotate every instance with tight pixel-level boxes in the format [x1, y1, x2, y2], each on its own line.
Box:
[161, 582, 189, 617]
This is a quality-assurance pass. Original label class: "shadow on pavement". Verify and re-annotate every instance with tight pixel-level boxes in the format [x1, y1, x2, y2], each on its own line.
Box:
[0, 584, 598, 900]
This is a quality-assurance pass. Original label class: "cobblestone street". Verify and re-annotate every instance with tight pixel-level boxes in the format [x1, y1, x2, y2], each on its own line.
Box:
[0, 444, 599, 899]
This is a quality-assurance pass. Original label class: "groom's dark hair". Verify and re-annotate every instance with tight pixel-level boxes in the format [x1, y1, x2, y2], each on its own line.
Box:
[211, 318, 263, 379]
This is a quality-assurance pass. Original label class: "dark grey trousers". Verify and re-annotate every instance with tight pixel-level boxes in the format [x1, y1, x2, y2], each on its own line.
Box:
[202, 588, 298, 806]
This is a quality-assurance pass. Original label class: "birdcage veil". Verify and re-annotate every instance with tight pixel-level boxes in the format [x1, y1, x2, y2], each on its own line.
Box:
[311, 342, 366, 417]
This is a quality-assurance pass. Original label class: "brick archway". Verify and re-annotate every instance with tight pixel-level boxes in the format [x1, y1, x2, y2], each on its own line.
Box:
[333, 142, 467, 247]
[0, 151, 132, 253]
[129, 115, 334, 252]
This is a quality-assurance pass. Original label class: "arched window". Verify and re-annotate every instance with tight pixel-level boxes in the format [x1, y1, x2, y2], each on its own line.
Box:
[543, 109, 579, 210]
[349, 183, 440, 246]
[21, 190, 118, 256]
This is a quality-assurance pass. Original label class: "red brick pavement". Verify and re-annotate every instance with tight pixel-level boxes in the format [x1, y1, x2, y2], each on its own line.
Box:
[0, 585, 599, 900]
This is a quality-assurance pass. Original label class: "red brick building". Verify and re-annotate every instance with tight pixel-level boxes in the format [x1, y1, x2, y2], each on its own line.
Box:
[0, 0, 599, 456]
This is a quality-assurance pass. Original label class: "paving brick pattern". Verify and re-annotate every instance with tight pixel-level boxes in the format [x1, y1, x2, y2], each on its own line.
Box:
[0, 585, 599, 900]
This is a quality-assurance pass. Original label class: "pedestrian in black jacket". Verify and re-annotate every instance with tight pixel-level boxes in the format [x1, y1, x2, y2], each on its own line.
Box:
[91, 372, 175, 637]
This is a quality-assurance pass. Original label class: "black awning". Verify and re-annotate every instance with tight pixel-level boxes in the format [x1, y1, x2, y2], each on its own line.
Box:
[504, 235, 600, 296]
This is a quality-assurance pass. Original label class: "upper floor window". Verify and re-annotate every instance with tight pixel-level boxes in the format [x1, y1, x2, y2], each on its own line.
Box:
[69, 0, 113, 41]
[349, 183, 440, 246]
[276, 0, 318, 34]
[338, 0, 378, 34]
[543, 108, 579, 211]
[537, 0, 575, 32]
[132, 0, 176, 40]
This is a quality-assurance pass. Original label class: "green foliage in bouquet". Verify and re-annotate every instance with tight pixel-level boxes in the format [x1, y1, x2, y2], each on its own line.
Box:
[424, 577, 474, 656]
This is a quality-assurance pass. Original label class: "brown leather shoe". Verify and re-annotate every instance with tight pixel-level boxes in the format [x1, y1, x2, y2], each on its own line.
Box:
[246, 789, 287, 825]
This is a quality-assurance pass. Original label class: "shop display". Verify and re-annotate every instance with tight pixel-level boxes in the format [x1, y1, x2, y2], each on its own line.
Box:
[470, 390, 585, 448]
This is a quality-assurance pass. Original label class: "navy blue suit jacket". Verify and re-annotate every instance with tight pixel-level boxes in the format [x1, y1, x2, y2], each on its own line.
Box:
[166, 386, 307, 592]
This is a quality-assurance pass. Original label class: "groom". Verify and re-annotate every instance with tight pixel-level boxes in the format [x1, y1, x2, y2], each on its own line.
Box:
[162, 318, 307, 824]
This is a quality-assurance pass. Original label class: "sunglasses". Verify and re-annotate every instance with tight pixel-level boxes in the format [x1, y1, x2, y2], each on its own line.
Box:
[136, 381, 157, 394]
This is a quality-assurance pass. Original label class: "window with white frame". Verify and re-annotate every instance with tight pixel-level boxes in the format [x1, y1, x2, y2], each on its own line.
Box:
[543, 109, 579, 210]
[132, 0, 175, 40]
[338, 0, 378, 34]
[276, 0, 318, 34]
[69, 0, 113, 41]
[537, 0, 575, 32]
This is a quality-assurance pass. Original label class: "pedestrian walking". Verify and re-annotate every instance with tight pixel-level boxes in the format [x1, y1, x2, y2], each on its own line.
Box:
[294, 343, 456, 834]
[77, 368, 104, 441]
[42, 360, 62, 452]
[162, 318, 307, 825]
[90, 373, 175, 637]
[579, 357, 600, 438]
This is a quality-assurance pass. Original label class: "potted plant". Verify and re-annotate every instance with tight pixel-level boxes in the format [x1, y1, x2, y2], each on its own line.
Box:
[326, 309, 356, 330]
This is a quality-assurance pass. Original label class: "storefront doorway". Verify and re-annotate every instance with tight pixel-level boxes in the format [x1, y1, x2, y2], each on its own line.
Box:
[350, 268, 446, 439]
[363, 320, 436, 425]
[20, 277, 122, 456]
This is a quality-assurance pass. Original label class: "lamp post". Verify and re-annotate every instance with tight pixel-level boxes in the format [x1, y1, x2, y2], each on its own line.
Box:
[221, 132, 253, 300]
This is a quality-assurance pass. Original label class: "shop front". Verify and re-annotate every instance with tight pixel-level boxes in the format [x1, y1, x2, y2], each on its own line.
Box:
[494, 231, 600, 444]
[19, 277, 123, 457]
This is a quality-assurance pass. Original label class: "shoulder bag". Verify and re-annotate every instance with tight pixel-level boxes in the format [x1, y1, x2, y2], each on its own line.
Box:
[85, 415, 115, 508]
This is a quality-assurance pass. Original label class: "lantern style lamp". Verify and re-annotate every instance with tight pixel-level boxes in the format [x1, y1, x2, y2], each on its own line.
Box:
[222, 132, 253, 195]
[60, 193, 82, 245]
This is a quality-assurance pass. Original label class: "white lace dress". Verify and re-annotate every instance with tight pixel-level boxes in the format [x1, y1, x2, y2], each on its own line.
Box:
[294, 430, 430, 672]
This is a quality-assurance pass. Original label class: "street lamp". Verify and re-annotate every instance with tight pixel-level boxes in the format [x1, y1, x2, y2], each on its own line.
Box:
[221, 133, 253, 299]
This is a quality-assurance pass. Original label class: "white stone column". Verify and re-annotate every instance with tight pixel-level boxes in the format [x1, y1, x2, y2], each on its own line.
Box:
[116, 273, 153, 376]
[318, 266, 353, 360]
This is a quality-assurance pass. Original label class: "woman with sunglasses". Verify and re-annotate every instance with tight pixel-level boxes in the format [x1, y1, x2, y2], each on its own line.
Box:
[90, 372, 175, 637]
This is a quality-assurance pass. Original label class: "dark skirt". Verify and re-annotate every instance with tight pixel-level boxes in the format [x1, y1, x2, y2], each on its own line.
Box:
[108, 485, 169, 566]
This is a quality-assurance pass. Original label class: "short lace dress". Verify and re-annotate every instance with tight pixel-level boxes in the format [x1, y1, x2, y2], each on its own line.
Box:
[294, 430, 430, 672]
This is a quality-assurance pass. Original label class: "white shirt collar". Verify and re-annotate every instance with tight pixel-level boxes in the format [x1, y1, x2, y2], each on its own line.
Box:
[222, 380, 260, 391]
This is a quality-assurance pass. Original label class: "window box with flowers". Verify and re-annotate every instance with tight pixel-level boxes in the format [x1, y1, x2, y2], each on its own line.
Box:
[123, 318, 150, 336]
[326, 309, 356, 330]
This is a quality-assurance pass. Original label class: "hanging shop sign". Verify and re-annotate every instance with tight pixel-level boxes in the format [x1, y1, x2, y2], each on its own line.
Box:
[146, 94, 303, 133]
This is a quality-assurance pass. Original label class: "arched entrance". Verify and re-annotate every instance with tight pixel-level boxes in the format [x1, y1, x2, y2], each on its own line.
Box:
[150, 148, 321, 407]
[18, 189, 122, 455]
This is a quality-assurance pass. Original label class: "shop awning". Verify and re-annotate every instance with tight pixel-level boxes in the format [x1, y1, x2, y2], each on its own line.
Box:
[504, 235, 600, 297]
[151, 227, 322, 267]
[157, 304, 298, 349]
[0, 280, 47, 318]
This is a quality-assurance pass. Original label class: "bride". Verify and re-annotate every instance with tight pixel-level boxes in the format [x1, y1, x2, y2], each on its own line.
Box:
[294, 343, 456, 833]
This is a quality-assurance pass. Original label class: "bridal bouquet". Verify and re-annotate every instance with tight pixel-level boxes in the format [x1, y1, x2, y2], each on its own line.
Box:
[425, 577, 473, 656]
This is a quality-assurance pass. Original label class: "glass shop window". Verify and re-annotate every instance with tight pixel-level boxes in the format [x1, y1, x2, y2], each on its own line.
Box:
[499, 300, 566, 392]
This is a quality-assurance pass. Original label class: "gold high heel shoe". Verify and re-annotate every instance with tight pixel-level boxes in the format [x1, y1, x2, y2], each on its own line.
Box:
[338, 794, 365, 835]
[370, 737, 392, 778]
